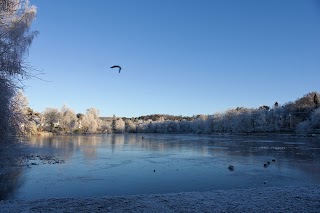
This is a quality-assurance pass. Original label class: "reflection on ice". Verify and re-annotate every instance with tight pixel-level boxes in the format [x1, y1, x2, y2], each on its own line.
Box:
[2, 134, 320, 200]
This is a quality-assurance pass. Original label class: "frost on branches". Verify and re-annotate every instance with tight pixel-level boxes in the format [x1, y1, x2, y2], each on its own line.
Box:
[0, 0, 37, 143]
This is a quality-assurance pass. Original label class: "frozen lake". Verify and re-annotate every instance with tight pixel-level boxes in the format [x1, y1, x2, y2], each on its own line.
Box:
[1, 134, 320, 200]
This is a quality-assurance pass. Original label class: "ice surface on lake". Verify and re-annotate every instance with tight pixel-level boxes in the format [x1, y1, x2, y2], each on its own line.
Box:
[1, 134, 320, 200]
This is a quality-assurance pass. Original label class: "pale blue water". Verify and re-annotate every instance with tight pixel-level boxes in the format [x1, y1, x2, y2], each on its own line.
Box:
[1, 134, 320, 200]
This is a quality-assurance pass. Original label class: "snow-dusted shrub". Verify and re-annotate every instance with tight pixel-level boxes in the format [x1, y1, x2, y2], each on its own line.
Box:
[60, 105, 78, 132]
[82, 108, 102, 133]
[113, 118, 125, 133]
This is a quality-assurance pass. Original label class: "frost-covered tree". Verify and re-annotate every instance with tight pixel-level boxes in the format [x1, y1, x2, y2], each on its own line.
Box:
[211, 113, 224, 132]
[296, 108, 320, 134]
[145, 121, 156, 133]
[191, 114, 207, 134]
[296, 120, 312, 134]
[179, 119, 192, 133]
[10, 90, 28, 129]
[113, 118, 125, 133]
[125, 119, 136, 133]
[0, 0, 37, 79]
[253, 109, 268, 132]
[229, 108, 254, 133]
[10, 90, 37, 135]
[81, 108, 102, 133]
[43, 108, 60, 132]
[285, 92, 320, 114]
[135, 121, 145, 133]
[101, 122, 112, 133]
[309, 108, 320, 130]
[0, 0, 37, 142]
[60, 105, 77, 132]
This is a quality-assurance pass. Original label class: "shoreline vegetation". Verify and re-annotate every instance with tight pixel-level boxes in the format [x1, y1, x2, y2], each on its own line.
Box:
[15, 91, 320, 137]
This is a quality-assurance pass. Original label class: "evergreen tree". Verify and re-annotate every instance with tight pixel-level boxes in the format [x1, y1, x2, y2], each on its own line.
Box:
[313, 94, 319, 108]
[112, 114, 117, 132]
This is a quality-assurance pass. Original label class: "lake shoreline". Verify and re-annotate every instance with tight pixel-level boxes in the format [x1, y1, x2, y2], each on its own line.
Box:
[36, 131, 319, 138]
[1, 185, 319, 212]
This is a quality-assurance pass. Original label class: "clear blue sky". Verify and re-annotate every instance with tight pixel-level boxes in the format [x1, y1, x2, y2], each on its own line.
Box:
[26, 0, 320, 117]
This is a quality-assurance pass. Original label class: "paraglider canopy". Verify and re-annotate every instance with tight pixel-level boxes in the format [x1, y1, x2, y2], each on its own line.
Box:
[110, 65, 121, 73]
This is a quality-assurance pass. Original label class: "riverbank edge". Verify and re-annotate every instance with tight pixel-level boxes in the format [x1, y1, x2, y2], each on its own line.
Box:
[0, 185, 319, 212]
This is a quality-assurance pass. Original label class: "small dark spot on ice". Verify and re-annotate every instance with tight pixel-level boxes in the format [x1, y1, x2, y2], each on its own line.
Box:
[154, 170, 155, 172]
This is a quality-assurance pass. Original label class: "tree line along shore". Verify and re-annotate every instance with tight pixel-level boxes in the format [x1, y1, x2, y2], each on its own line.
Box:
[12, 91, 320, 136]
